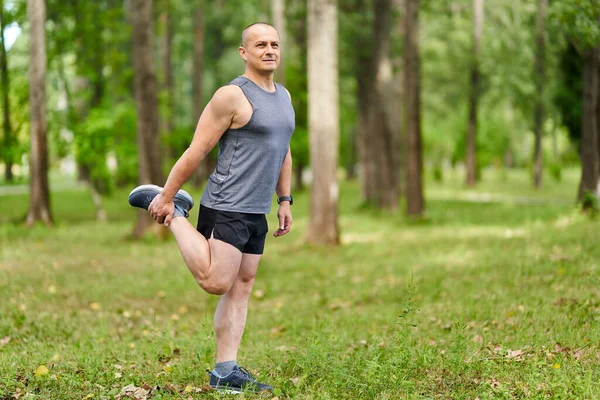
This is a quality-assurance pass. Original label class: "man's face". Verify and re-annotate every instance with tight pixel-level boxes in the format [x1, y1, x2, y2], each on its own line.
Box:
[239, 25, 280, 73]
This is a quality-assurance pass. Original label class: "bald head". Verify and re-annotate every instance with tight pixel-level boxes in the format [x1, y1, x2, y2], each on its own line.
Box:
[241, 22, 279, 48]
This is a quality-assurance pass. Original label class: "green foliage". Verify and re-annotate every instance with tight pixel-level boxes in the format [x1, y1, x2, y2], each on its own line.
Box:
[76, 102, 137, 191]
[550, 0, 600, 49]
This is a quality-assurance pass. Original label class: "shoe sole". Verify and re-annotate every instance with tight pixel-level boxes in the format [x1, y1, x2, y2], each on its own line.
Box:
[209, 385, 271, 394]
[209, 385, 242, 394]
[128, 184, 193, 209]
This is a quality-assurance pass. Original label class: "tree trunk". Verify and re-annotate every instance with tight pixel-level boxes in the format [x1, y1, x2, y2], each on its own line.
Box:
[192, 2, 213, 187]
[533, 0, 546, 189]
[0, 1, 13, 182]
[356, 0, 400, 210]
[271, 0, 285, 85]
[26, 0, 52, 226]
[466, 0, 483, 186]
[307, 0, 339, 245]
[578, 46, 599, 205]
[371, 0, 400, 209]
[404, 0, 424, 216]
[160, 2, 175, 162]
[597, 51, 600, 195]
[131, 0, 163, 238]
[393, 0, 406, 192]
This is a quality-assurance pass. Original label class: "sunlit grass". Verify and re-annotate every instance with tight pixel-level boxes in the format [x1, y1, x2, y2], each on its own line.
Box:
[1, 168, 599, 399]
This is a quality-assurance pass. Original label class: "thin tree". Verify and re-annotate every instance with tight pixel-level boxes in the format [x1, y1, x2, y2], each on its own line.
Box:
[160, 0, 175, 162]
[404, 0, 424, 216]
[271, 0, 285, 85]
[0, 0, 13, 181]
[191, 1, 214, 186]
[26, 0, 52, 225]
[131, 0, 163, 237]
[533, 0, 546, 189]
[466, 0, 483, 187]
[578, 45, 599, 205]
[356, 0, 401, 210]
[307, 0, 339, 245]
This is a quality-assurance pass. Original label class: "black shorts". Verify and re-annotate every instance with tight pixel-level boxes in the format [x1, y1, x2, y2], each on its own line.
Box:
[196, 205, 269, 255]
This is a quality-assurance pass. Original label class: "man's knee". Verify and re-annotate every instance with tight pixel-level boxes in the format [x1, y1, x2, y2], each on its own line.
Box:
[197, 278, 232, 295]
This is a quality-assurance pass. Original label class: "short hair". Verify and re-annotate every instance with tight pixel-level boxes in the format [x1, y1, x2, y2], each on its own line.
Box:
[241, 22, 279, 47]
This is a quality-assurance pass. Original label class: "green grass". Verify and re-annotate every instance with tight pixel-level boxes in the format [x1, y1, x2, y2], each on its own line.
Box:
[1, 168, 599, 399]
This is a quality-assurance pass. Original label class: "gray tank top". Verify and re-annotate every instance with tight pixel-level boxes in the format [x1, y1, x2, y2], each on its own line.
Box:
[200, 76, 295, 214]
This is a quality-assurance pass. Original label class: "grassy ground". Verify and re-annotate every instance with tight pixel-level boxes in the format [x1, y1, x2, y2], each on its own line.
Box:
[1, 168, 599, 399]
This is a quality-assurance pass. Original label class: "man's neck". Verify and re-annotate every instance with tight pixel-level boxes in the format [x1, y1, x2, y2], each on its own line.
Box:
[242, 71, 276, 92]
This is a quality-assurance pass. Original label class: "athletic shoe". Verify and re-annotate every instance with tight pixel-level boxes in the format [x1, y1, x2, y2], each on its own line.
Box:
[208, 366, 273, 394]
[128, 184, 194, 218]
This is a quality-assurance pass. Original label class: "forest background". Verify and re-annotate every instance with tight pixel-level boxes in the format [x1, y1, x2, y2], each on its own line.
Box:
[1, 0, 600, 399]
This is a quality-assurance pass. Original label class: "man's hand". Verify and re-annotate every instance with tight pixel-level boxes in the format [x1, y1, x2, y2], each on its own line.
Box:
[148, 193, 175, 226]
[273, 203, 292, 237]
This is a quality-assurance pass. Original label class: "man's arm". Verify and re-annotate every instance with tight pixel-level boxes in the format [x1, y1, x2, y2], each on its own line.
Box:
[148, 85, 241, 225]
[162, 86, 240, 200]
[274, 147, 293, 237]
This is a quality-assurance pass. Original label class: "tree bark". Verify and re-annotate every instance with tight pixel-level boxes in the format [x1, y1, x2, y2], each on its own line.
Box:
[0, 0, 14, 182]
[191, 2, 214, 187]
[307, 0, 339, 245]
[372, 0, 400, 209]
[355, 0, 400, 210]
[578, 46, 599, 205]
[26, 0, 52, 225]
[404, 0, 424, 216]
[271, 0, 285, 85]
[466, 0, 483, 186]
[160, 2, 175, 162]
[533, 0, 546, 189]
[131, 0, 163, 237]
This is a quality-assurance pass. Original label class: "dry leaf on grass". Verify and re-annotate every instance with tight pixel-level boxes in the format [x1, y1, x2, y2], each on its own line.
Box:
[115, 383, 155, 400]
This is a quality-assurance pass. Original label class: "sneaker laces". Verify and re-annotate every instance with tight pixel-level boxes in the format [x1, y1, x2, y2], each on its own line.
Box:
[237, 367, 258, 382]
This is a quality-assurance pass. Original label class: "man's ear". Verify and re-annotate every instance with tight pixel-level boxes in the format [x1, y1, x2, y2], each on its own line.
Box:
[238, 46, 247, 61]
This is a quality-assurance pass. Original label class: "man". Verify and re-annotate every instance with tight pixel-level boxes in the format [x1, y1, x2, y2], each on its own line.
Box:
[128, 22, 294, 393]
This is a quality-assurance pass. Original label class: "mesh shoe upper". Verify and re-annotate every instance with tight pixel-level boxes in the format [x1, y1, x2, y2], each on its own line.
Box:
[208, 366, 272, 393]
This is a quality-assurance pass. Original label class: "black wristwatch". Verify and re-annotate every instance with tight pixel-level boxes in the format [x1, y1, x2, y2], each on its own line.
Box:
[277, 195, 293, 205]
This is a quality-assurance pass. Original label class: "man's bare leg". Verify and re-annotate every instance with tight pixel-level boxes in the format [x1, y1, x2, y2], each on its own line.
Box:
[214, 253, 261, 362]
[169, 217, 242, 295]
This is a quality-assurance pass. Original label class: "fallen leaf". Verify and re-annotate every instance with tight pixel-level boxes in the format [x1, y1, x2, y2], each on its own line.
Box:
[184, 385, 193, 393]
[115, 384, 154, 400]
[253, 289, 265, 299]
[472, 335, 483, 344]
[115, 372, 122, 379]
[178, 306, 188, 314]
[83, 394, 94, 399]
[51, 354, 60, 361]
[507, 349, 523, 360]
[35, 365, 49, 378]
[0, 336, 10, 346]
[89, 302, 101, 311]
[269, 326, 286, 337]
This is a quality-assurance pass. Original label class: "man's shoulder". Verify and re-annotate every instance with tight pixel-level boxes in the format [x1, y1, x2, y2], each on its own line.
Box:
[211, 84, 246, 108]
